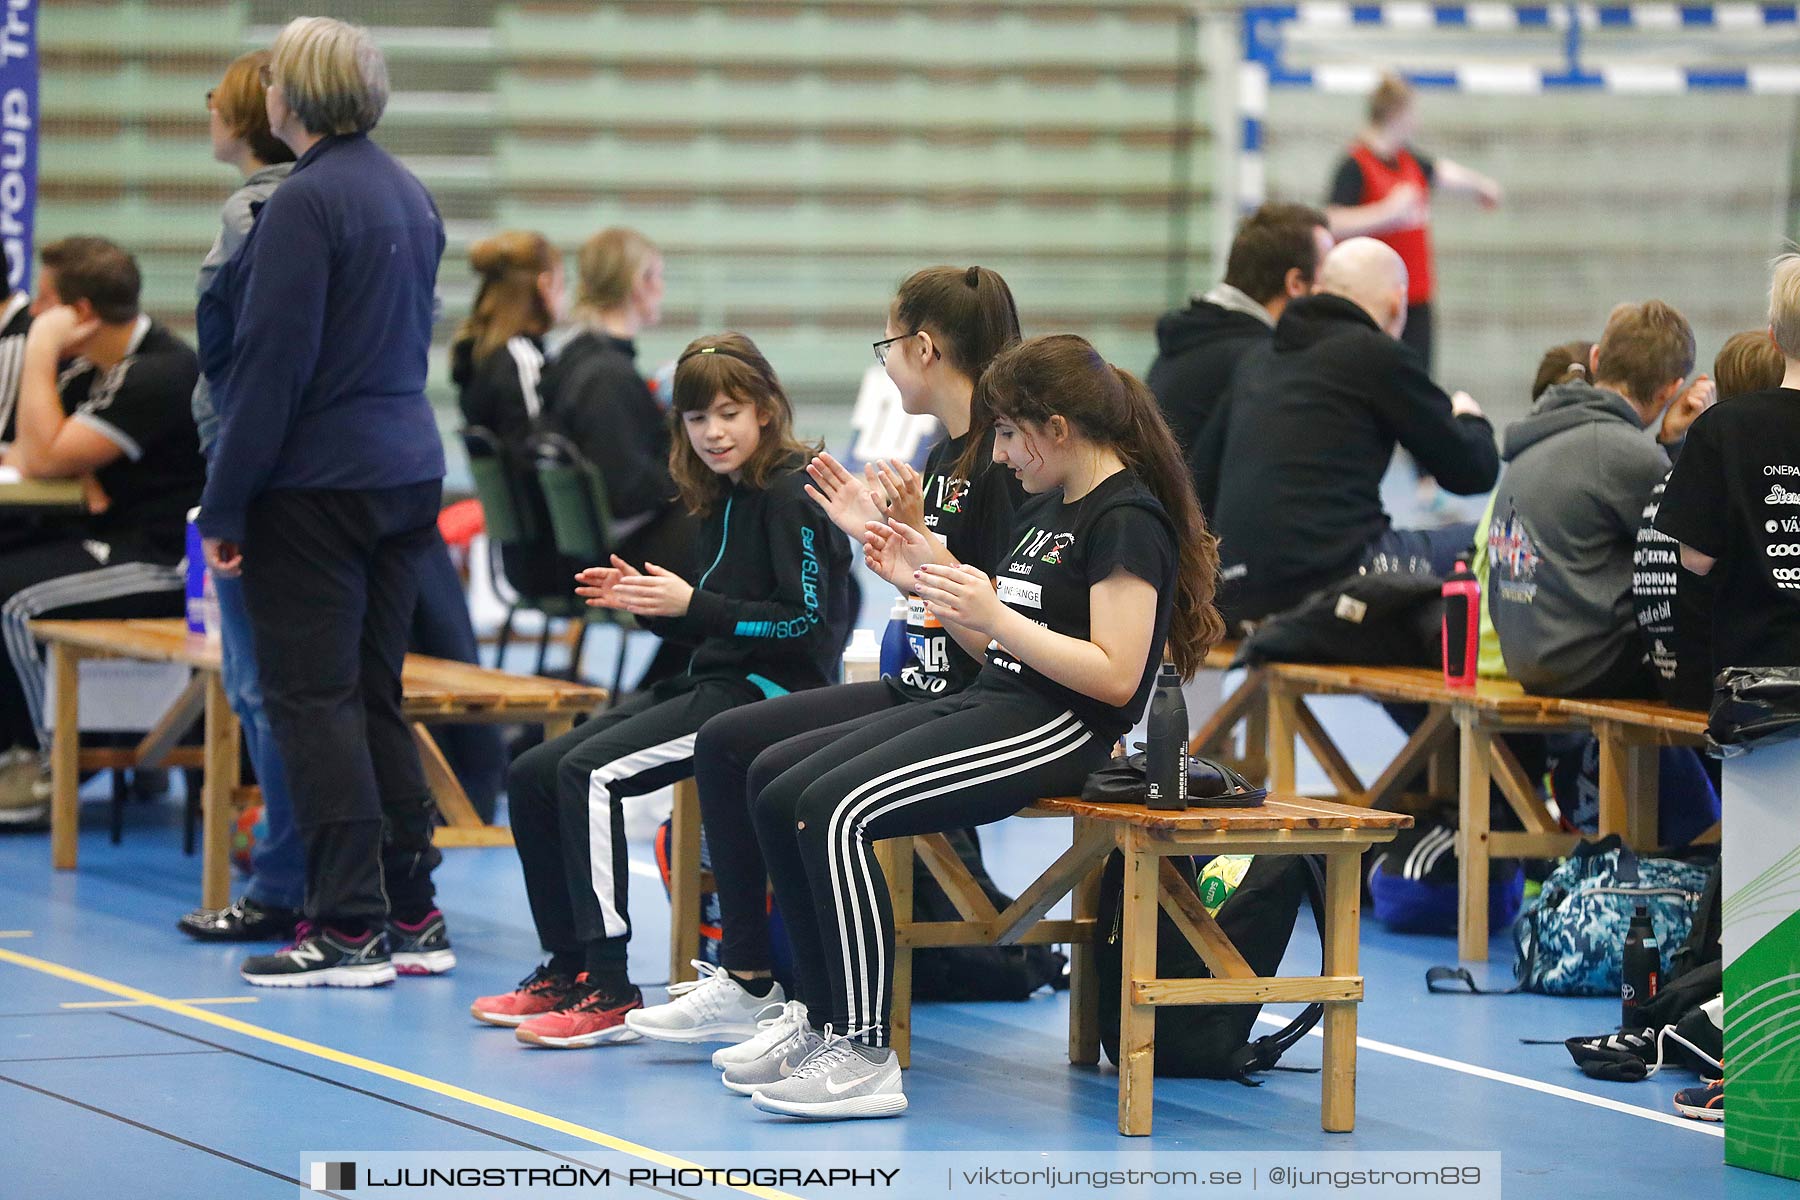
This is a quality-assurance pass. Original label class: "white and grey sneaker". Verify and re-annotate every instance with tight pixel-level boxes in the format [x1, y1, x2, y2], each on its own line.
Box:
[624, 961, 784, 1043]
[722, 1023, 825, 1095]
[750, 1028, 907, 1121]
[712, 1000, 810, 1069]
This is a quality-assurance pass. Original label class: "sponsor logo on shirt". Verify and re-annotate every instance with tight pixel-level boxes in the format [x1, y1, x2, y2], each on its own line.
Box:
[1766, 543, 1800, 558]
[1766, 465, 1800, 477]
[1772, 566, 1800, 588]
[996, 578, 1043, 609]
[1767, 484, 1800, 505]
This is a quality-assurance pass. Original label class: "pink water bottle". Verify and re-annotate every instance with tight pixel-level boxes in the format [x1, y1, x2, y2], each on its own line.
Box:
[1441, 559, 1480, 690]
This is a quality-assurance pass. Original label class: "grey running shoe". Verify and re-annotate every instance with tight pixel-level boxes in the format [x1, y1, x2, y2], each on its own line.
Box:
[722, 1023, 825, 1095]
[712, 1000, 809, 1069]
[750, 1028, 907, 1120]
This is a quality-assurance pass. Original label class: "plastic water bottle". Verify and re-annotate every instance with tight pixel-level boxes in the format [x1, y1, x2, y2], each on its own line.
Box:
[841, 628, 881, 686]
[184, 507, 207, 638]
[879, 596, 909, 678]
[1621, 903, 1660, 1029]
[1145, 663, 1188, 811]
[1441, 558, 1480, 690]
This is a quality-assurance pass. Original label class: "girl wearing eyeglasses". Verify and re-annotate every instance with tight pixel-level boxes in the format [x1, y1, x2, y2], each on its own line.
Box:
[623, 266, 1026, 1054]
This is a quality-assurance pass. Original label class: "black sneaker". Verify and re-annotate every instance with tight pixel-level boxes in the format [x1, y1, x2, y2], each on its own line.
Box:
[240, 923, 396, 988]
[178, 897, 301, 943]
[388, 909, 456, 976]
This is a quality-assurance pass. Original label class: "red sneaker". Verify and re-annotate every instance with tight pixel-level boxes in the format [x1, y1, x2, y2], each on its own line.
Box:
[470, 965, 581, 1027]
[515, 975, 644, 1049]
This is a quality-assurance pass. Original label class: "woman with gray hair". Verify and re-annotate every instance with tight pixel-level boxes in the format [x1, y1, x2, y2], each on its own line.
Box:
[198, 17, 453, 987]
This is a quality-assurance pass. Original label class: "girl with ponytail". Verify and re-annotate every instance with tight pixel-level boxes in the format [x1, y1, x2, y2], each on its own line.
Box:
[736, 333, 1222, 1121]
[622, 266, 1028, 1064]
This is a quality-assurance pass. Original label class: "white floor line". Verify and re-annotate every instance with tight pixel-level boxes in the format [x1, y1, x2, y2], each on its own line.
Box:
[629, 861, 661, 882]
[1254, 1014, 1724, 1137]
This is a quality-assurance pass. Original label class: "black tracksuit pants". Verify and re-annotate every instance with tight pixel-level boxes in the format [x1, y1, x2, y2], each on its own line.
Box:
[692, 681, 905, 976]
[752, 680, 1112, 1047]
[509, 676, 761, 975]
[240, 482, 443, 926]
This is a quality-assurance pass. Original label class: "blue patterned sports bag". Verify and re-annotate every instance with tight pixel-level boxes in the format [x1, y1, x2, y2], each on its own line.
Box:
[1427, 836, 1709, 997]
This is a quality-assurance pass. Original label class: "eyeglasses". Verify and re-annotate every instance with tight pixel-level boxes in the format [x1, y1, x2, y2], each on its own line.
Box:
[258, 64, 273, 88]
[204, 88, 214, 107]
[872, 330, 920, 366]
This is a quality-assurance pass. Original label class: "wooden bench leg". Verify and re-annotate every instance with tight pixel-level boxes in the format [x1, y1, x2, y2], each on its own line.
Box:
[1117, 827, 1158, 1136]
[49, 644, 81, 872]
[1596, 723, 1658, 852]
[200, 670, 240, 911]
[1267, 679, 1299, 797]
[1067, 817, 1102, 1066]
[668, 777, 702, 987]
[877, 835, 915, 1069]
[1321, 847, 1362, 1132]
[1457, 712, 1493, 963]
[1239, 674, 1269, 787]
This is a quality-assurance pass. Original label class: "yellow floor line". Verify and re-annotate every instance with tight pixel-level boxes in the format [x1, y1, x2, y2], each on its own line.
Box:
[0, 947, 799, 1200]
[0, 931, 33, 938]
[60, 996, 261, 1010]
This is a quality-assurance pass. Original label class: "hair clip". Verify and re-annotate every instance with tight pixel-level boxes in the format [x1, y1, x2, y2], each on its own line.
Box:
[963, 266, 981, 288]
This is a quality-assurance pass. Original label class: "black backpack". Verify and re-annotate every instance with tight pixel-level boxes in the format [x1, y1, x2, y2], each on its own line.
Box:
[1095, 852, 1325, 1081]
[912, 828, 1068, 1002]
[1234, 571, 1444, 669]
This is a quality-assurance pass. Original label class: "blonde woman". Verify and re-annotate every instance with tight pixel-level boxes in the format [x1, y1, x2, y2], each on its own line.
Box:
[539, 227, 697, 687]
[199, 18, 452, 987]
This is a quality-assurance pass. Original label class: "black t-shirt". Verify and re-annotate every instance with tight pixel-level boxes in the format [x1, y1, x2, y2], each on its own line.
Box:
[1655, 388, 1800, 673]
[891, 430, 1023, 702]
[1328, 149, 1437, 207]
[60, 319, 204, 560]
[981, 469, 1178, 738]
[1632, 470, 1715, 711]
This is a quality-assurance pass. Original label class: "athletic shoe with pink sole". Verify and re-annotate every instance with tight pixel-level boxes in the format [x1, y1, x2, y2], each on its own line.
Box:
[470, 965, 583, 1027]
[388, 909, 456, 975]
[515, 975, 644, 1048]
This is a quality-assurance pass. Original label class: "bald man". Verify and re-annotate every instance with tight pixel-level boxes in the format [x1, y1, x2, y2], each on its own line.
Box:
[1193, 236, 1499, 628]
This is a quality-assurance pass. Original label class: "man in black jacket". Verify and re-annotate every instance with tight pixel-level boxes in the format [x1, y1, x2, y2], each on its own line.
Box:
[1147, 202, 1333, 452]
[1197, 237, 1499, 629]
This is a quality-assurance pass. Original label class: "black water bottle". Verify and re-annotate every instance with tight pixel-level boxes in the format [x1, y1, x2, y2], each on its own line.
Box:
[1145, 664, 1188, 811]
[1621, 903, 1660, 1029]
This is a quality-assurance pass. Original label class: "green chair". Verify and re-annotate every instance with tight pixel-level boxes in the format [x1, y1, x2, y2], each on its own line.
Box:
[461, 426, 588, 676]
[533, 432, 645, 706]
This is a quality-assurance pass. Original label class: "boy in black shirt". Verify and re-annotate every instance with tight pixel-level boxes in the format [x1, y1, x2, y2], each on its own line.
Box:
[1658, 255, 1800, 676]
[1634, 331, 1785, 708]
[0, 238, 203, 820]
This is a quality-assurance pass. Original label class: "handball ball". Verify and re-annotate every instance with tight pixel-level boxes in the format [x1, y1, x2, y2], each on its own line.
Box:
[230, 803, 266, 875]
[1197, 855, 1254, 917]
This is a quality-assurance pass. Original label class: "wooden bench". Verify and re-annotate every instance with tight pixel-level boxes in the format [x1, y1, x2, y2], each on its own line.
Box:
[31, 617, 604, 909]
[1256, 661, 1713, 960]
[880, 794, 1409, 1135]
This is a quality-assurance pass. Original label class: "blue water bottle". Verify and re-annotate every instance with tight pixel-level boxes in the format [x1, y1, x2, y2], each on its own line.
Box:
[184, 507, 207, 637]
[879, 597, 909, 678]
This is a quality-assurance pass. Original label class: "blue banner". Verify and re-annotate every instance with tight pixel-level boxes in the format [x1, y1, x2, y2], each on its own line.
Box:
[0, 0, 35, 293]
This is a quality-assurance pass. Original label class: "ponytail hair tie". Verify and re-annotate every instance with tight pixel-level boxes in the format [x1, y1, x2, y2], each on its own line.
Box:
[1567, 362, 1586, 376]
[964, 265, 981, 289]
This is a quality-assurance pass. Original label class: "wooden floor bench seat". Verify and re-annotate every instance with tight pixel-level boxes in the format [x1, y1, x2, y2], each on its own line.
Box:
[32, 617, 605, 909]
[880, 793, 1410, 1135]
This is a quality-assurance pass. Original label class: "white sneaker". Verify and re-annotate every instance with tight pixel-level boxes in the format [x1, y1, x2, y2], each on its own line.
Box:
[722, 1022, 824, 1095]
[713, 1000, 810, 1069]
[750, 1027, 907, 1121]
[623, 961, 784, 1043]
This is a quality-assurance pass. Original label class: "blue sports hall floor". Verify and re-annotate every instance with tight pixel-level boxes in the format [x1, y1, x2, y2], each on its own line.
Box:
[1, 756, 1788, 1200]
